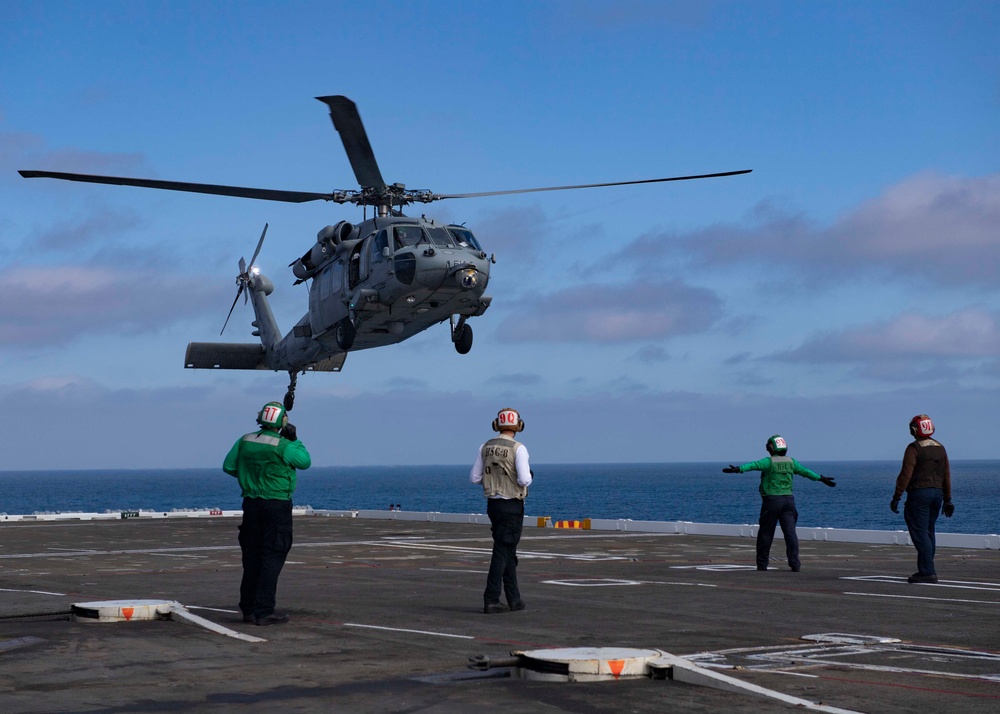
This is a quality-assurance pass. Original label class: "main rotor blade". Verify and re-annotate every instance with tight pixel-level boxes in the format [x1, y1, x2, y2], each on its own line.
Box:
[433, 169, 753, 200]
[248, 223, 268, 269]
[18, 170, 342, 204]
[316, 95, 387, 190]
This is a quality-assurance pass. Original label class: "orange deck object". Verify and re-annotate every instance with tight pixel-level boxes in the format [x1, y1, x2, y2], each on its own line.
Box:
[554, 519, 591, 529]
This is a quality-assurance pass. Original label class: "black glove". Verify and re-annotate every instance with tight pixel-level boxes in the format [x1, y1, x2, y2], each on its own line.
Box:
[890, 497, 900, 514]
[819, 476, 836, 487]
[280, 423, 297, 441]
[943, 501, 954, 518]
[722, 465, 740, 473]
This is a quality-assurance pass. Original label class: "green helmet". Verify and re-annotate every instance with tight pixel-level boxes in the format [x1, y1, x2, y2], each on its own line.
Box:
[256, 401, 288, 430]
[766, 434, 788, 456]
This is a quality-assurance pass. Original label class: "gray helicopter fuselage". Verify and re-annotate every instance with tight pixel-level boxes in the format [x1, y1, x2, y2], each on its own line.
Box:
[258, 215, 491, 371]
[21, 94, 749, 385]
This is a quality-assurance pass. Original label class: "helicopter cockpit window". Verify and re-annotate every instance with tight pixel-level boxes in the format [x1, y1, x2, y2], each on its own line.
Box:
[426, 226, 456, 247]
[371, 229, 389, 262]
[393, 225, 424, 249]
[448, 226, 482, 251]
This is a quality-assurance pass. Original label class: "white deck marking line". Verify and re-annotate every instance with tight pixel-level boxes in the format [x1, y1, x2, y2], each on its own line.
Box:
[542, 578, 642, 587]
[0, 587, 66, 596]
[419, 568, 483, 574]
[343, 623, 474, 639]
[687, 640, 1000, 683]
[671, 564, 757, 571]
[841, 575, 1000, 592]
[0, 545, 241, 559]
[845, 591, 1000, 605]
[751, 669, 819, 678]
[0, 534, 667, 561]
[187, 605, 239, 614]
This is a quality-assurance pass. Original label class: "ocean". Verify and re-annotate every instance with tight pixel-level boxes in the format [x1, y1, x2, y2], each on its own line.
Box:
[1, 461, 996, 534]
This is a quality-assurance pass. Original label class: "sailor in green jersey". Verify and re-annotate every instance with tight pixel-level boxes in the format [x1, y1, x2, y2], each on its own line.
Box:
[723, 435, 836, 571]
[224, 401, 311, 626]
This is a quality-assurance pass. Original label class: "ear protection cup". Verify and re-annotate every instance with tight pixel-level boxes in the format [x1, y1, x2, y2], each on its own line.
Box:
[492, 408, 524, 433]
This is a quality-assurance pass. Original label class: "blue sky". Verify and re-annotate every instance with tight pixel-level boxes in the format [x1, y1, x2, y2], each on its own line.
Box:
[2, 1, 998, 469]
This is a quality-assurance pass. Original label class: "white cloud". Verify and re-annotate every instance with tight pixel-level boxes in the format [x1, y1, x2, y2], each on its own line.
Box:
[784, 307, 1000, 362]
[496, 280, 722, 343]
[623, 172, 1000, 289]
[1, 129, 149, 184]
[0, 264, 225, 348]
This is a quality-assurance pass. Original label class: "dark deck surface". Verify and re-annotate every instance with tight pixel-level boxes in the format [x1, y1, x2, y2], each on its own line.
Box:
[2, 515, 999, 712]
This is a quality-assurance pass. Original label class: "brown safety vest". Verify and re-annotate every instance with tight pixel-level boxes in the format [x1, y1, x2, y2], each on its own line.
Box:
[480, 436, 527, 500]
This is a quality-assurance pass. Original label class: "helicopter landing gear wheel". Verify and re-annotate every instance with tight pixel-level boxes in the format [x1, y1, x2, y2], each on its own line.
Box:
[454, 323, 473, 355]
[335, 317, 356, 350]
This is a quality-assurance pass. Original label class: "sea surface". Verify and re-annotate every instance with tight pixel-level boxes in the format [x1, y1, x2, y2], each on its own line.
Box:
[0, 461, 996, 534]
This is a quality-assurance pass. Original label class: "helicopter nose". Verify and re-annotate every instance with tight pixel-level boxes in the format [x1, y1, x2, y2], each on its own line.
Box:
[455, 267, 480, 290]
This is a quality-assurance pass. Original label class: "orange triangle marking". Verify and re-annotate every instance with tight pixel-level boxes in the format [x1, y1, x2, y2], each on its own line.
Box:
[607, 659, 625, 677]
[122, 607, 134, 621]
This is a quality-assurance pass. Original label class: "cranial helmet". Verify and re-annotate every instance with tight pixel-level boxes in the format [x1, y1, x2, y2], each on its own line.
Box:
[766, 434, 788, 456]
[492, 407, 524, 433]
[257, 401, 288, 430]
[909, 414, 935, 438]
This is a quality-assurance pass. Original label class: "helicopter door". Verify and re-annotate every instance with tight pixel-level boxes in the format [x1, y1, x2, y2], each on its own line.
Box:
[368, 228, 391, 286]
[311, 260, 347, 335]
[348, 237, 370, 289]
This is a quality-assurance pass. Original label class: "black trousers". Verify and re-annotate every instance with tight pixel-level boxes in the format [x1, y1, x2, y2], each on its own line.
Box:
[239, 497, 293, 618]
[757, 495, 800, 570]
[485, 498, 525, 605]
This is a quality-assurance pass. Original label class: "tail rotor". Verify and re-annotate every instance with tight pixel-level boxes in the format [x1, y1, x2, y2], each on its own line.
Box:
[221, 223, 268, 335]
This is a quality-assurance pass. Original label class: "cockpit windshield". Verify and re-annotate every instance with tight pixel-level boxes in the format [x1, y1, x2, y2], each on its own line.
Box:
[426, 226, 456, 247]
[447, 226, 482, 251]
[393, 225, 425, 249]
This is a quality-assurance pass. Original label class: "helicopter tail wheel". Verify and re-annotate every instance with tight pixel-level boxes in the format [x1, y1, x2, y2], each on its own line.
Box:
[335, 317, 357, 350]
[454, 323, 473, 354]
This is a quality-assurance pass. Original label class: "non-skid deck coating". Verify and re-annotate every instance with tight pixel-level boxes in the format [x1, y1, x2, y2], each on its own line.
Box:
[1, 515, 999, 713]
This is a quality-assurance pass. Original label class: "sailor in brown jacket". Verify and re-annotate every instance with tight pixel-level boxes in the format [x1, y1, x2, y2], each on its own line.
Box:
[891, 414, 954, 584]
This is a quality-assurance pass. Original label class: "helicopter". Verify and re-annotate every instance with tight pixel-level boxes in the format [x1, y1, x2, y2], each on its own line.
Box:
[19, 96, 751, 411]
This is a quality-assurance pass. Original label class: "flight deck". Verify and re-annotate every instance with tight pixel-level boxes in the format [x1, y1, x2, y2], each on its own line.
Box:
[1, 512, 999, 713]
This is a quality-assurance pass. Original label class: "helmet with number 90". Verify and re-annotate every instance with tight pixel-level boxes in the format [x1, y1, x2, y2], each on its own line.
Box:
[909, 414, 934, 439]
[257, 401, 288, 430]
[766, 434, 788, 456]
[492, 407, 524, 433]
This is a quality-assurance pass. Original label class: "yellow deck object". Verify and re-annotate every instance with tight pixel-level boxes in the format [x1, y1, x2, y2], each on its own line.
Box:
[554, 519, 591, 529]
